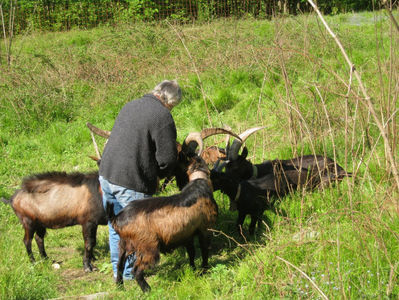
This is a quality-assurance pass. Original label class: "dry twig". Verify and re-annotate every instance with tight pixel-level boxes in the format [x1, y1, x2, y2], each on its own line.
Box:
[382, 0, 399, 33]
[276, 255, 329, 300]
[165, 19, 213, 127]
[307, 0, 399, 192]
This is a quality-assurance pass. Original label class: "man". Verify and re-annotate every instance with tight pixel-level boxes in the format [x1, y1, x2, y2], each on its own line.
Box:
[99, 80, 182, 280]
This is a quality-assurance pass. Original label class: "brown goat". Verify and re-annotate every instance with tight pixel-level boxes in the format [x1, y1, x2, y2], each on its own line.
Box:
[3, 171, 106, 272]
[104, 128, 240, 292]
[201, 146, 227, 165]
[107, 156, 216, 292]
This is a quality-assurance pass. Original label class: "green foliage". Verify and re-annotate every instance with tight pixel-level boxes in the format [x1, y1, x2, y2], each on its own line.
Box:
[0, 11, 398, 299]
[0, 224, 59, 299]
[0, 0, 385, 34]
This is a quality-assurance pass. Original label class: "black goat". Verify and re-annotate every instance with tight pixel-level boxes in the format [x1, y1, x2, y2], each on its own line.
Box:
[105, 128, 240, 292]
[225, 149, 351, 184]
[2, 171, 106, 272]
[224, 126, 351, 182]
[212, 158, 351, 235]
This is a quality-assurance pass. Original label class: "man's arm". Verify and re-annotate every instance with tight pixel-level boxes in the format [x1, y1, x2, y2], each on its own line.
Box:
[154, 122, 178, 179]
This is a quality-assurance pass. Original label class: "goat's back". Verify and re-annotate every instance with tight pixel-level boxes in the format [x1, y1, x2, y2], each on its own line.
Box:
[113, 179, 217, 251]
[12, 171, 106, 228]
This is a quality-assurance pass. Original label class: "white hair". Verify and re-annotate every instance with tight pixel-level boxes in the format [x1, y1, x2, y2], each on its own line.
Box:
[152, 80, 182, 107]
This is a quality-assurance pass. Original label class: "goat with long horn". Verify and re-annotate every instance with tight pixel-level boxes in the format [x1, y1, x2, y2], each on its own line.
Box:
[226, 126, 267, 161]
[107, 128, 240, 292]
[223, 126, 351, 184]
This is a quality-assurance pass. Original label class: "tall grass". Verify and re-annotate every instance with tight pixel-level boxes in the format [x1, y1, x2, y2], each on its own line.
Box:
[0, 10, 398, 299]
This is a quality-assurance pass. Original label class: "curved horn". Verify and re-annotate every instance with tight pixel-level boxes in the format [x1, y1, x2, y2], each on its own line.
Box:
[86, 122, 111, 138]
[183, 128, 241, 157]
[220, 125, 232, 149]
[183, 132, 204, 156]
[228, 126, 267, 161]
[200, 127, 241, 141]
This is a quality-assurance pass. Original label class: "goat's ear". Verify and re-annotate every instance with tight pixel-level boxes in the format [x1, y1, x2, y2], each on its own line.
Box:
[241, 147, 248, 159]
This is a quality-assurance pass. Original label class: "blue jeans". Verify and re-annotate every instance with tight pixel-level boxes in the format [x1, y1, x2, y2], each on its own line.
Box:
[99, 176, 151, 280]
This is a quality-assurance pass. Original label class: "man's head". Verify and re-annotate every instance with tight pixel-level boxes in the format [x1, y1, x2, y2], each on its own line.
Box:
[152, 80, 182, 110]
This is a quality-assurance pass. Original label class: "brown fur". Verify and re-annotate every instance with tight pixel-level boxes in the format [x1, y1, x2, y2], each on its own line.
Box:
[107, 156, 217, 292]
[8, 171, 106, 272]
[13, 185, 93, 228]
[116, 197, 217, 250]
[201, 146, 226, 165]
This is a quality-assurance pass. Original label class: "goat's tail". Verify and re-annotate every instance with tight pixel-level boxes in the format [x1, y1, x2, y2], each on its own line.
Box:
[105, 202, 115, 222]
[0, 197, 11, 205]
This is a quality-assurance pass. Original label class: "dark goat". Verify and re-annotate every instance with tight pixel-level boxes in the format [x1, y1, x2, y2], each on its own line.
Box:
[105, 128, 240, 292]
[226, 149, 351, 184]
[224, 126, 351, 183]
[212, 157, 351, 235]
[211, 160, 316, 235]
[3, 171, 106, 272]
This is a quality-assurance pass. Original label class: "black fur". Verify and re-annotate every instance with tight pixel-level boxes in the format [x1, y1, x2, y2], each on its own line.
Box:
[212, 156, 351, 235]
[225, 150, 351, 183]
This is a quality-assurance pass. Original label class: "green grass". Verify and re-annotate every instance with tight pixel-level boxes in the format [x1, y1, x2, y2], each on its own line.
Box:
[1, 10, 398, 299]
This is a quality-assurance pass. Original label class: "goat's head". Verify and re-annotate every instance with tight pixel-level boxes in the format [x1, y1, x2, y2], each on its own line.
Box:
[223, 126, 267, 180]
[175, 128, 241, 190]
[210, 162, 239, 211]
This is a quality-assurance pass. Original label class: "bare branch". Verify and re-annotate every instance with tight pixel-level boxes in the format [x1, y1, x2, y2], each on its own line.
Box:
[166, 19, 214, 127]
[307, 0, 399, 192]
[276, 255, 329, 300]
[382, 0, 399, 33]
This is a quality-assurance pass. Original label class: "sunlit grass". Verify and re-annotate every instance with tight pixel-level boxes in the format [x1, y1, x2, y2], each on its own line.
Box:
[1, 9, 398, 299]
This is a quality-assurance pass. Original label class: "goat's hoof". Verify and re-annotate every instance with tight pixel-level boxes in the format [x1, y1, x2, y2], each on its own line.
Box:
[140, 284, 151, 293]
[116, 282, 124, 290]
[84, 262, 99, 272]
[84, 265, 94, 273]
[91, 265, 98, 272]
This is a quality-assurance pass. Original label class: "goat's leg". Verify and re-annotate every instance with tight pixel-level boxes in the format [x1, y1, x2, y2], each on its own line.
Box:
[198, 232, 210, 270]
[249, 215, 258, 235]
[134, 267, 151, 292]
[82, 223, 98, 272]
[236, 212, 246, 235]
[116, 249, 127, 286]
[34, 226, 48, 259]
[23, 225, 35, 263]
[185, 239, 196, 269]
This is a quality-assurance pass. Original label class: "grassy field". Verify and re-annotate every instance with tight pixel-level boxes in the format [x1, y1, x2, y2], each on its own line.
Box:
[0, 10, 398, 299]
